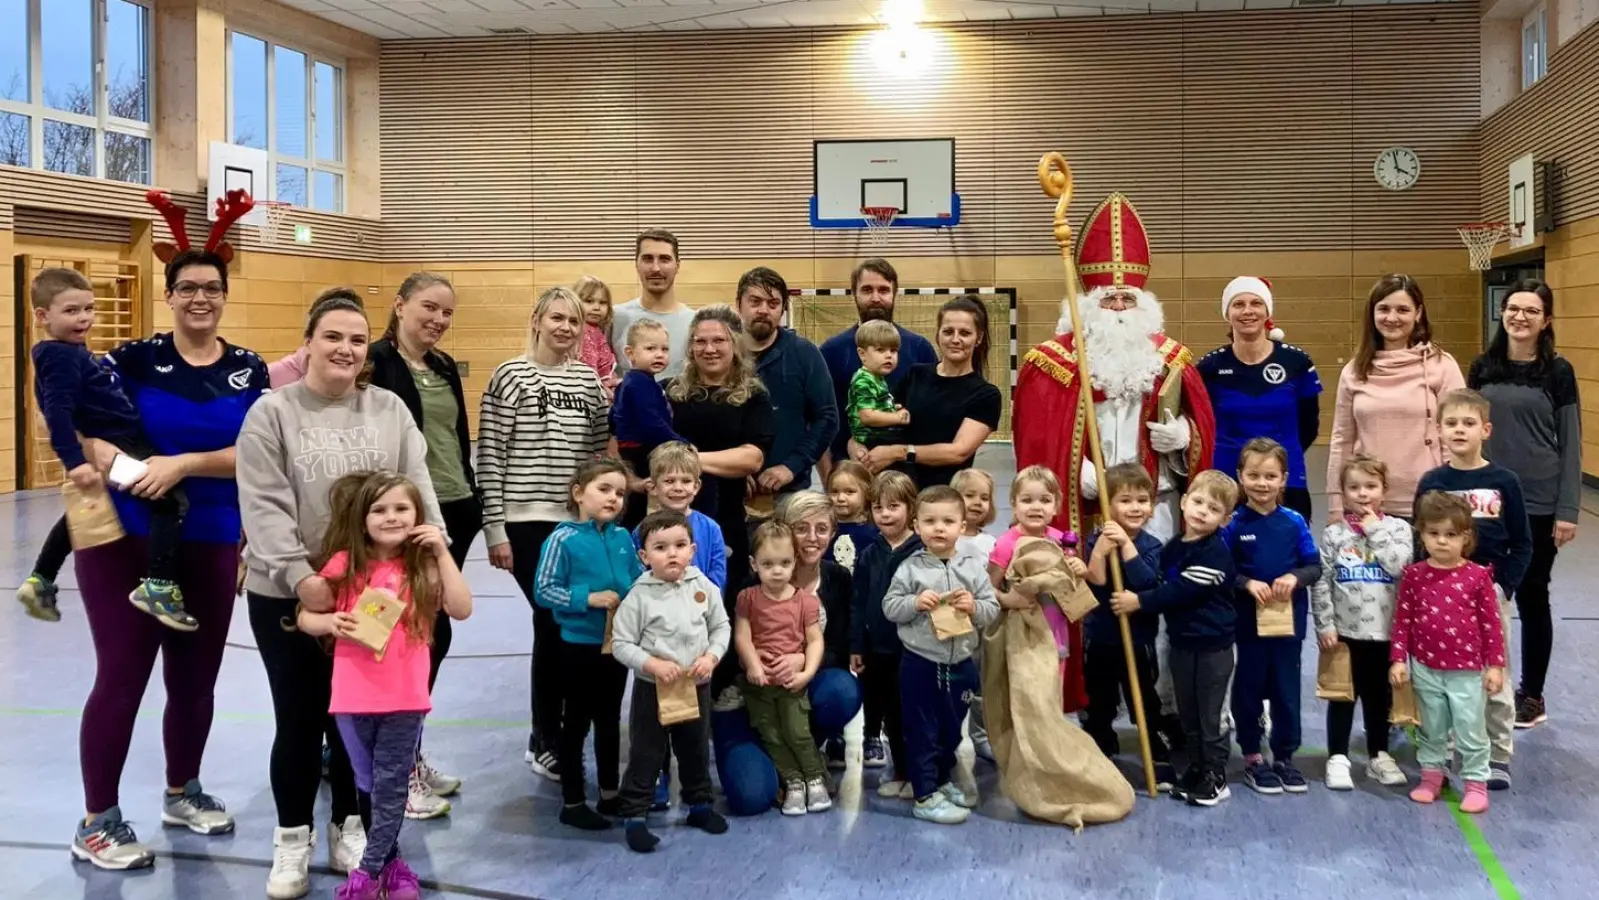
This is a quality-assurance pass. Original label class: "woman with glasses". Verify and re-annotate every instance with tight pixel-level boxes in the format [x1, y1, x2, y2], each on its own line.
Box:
[1469, 279, 1579, 731]
[67, 249, 271, 871]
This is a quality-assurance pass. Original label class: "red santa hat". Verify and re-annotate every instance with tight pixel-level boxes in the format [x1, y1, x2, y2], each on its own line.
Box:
[1221, 275, 1283, 341]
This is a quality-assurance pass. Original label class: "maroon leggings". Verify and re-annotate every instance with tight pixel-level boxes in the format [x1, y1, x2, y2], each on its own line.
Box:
[77, 536, 239, 813]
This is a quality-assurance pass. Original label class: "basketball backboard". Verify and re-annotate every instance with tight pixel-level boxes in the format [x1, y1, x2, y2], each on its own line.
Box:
[811, 138, 959, 228]
[1508, 152, 1535, 249]
[208, 141, 270, 228]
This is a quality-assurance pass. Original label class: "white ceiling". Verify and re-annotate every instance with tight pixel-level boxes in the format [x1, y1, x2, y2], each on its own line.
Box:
[282, 0, 1465, 39]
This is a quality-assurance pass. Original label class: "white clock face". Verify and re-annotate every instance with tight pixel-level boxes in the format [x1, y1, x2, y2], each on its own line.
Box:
[1374, 147, 1420, 191]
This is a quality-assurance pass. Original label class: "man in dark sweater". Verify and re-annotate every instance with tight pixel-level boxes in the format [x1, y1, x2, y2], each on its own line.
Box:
[737, 267, 838, 499]
[1414, 389, 1532, 791]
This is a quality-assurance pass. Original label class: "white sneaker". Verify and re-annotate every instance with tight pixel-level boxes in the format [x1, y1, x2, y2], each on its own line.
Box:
[327, 815, 366, 874]
[161, 780, 235, 835]
[266, 825, 313, 900]
[1325, 754, 1354, 791]
[1366, 751, 1408, 787]
[940, 781, 979, 809]
[805, 777, 832, 813]
[405, 767, 452, 820]
[876, 779, 911, 799]
[780, 779, 807, 816]
[71, 807, 155, 871]
[416, 752, 461, 797]
[713, 684, 745, 712]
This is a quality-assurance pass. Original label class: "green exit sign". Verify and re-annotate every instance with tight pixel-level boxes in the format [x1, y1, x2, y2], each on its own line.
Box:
[294, 224, 314, 244]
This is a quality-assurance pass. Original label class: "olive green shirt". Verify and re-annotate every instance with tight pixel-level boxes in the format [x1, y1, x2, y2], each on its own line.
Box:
[411, 365, 473, 502]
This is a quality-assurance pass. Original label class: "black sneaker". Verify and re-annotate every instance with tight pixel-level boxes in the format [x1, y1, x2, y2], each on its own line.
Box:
[1153, 762, 1177, 793]
[1274, 760, 1309, 794]
[1188, 771, 1231, 807]
[824, 737, 846, 770]
[1514, 693, 1547, 729]
[1171, 767, 1203, 802]
[863, 737, 887, 769]
[1488, 762, 1512, 791]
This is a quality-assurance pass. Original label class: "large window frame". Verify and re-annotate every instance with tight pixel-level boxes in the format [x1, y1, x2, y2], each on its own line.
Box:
[1522, 5, 1548, 90]
[225, 29, 346, 213]
[0, 0, 155, 183]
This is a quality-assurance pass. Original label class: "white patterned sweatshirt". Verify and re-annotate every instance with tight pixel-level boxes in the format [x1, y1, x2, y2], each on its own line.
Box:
[1310, 515, 1413, 641]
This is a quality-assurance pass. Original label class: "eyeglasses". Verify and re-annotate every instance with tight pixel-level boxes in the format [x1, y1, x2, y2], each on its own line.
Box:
[173, 282, 226, 299]
[1503, 304, 1544, 319]
[790, 522, 832, 539]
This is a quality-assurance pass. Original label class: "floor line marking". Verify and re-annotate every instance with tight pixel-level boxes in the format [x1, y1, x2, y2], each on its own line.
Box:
[1439, 786, 1522, 900]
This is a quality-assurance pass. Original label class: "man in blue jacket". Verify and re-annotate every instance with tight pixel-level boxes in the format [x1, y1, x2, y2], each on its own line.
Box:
[817, 259, 937, 478]
[738, 267, 838, 498]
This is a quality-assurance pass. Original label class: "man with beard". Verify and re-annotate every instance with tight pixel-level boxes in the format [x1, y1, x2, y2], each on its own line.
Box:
[737, 266, 837, 498]
[817, 258, 937, 477]
[610, 228, 695, 379]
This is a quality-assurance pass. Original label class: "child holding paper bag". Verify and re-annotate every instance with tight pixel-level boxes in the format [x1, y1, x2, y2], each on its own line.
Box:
[1311, 455, 1412, 791]
[1222, 438, 1322, 796]
[296, 472, 473, 900]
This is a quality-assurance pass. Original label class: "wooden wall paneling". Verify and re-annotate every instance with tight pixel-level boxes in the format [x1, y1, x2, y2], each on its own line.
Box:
[0, 227, 13, 492]
[13, 208, 134, 245]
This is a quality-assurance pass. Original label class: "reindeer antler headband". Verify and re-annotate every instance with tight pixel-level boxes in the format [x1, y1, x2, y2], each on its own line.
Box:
[144, 189, 256, 265]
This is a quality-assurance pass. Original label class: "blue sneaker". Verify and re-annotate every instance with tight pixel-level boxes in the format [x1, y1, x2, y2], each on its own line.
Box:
[1274, 761, 1308, 793]
[1243, 759, 1283, 794]
[863, 737, 887, 769]
[129, 579, 197, 632]
[17, 574, 61, 622]
[651, 770, 671, 811]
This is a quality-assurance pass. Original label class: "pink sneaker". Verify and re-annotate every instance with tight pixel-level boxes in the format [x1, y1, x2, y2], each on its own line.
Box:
[1409, 768, 1445, 804]
[380, 857, 423, 900]
[1459, 781, 1490, 814]
[334, 869, 381, 900]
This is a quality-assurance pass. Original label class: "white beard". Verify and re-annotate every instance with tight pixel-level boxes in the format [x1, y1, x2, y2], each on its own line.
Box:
[1058, 288, 1166, 402]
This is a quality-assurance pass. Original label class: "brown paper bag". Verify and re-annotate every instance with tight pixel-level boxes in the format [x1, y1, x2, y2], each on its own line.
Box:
[62, 481, 125, 550]
[344, 587, 408, 657]
[657, 674, 700, 726]
[1256, 599, 1294, 637]
[930, 596, 974, 640]
[1316, 642, 1355, 701]
[1051, 580, 1100, 624]
[1390, 677, 1421, 726]
[601, 607, 616, 655]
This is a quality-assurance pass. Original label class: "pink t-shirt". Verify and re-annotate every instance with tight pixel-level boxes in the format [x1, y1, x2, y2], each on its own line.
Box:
[990, 525, 1072, 660]
[735, 585, 819, 668]
[323, 551, 434, 715]
[268, 347, 308, 389]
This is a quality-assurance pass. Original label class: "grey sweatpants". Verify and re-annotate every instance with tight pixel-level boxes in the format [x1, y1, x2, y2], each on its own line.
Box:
[336, 711, 425, 876]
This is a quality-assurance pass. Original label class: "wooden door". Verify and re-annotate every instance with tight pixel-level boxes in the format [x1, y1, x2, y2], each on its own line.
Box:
[15, 255, 143, 489]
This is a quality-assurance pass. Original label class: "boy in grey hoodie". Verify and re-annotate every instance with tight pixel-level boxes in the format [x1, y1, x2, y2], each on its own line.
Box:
[612, 510, 731, 852]
[883, 485, 1000, 825]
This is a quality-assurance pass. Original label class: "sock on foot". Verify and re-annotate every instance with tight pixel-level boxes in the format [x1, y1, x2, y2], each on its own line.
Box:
[559, 803, 612, 831]
[686, 804, 727, 835]
[624, 819, 660, 853]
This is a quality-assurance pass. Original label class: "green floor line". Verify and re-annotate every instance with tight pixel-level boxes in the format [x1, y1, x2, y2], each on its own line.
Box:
[1440, 786, 1522, 900]
[0, 706, 524, 730]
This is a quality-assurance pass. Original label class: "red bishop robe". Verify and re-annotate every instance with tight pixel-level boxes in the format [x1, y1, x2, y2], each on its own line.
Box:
[1012, 331, 1216, 713]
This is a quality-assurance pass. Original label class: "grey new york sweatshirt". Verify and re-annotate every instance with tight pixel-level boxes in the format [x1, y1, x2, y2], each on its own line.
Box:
[612, 565, 731, 682]
[237, 381, 444, 598]
[882, 548, 1000, 664]
[1310, 516, 1412, 641]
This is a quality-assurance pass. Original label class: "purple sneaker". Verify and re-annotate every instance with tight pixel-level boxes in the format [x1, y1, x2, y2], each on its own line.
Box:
[381, 858, 423, 900]
[334, 869, 381, 900]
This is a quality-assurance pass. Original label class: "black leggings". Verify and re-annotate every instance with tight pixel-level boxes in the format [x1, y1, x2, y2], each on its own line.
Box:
[1326, 637, 1392, 758]
[428, 495, 483, 691]
[1283, 487, 1314, 524]
[557, 640, 629, 805]
[506, 520, 562, 754]
[248, 592, 360, 828]
[860, 650, 907, 779]
[1517, 513, 1559, 699]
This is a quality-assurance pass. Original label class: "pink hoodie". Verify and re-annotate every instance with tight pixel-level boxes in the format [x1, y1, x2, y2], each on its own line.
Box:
[1326, 344, 1465, 518]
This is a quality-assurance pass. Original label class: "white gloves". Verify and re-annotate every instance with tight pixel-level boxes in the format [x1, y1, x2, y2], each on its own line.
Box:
[1146, 410, 1191, 455]
[1080, 460, 1098, 500]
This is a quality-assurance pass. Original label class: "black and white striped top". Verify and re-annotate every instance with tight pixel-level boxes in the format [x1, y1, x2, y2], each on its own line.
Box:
[476, 357, 609, 545]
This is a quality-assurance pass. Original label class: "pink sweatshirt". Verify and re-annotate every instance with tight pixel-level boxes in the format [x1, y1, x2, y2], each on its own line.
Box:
[1390, 560, 1505, 672]
[269, 347, 308, 388]
[578, 324, 618, 390]
[1326, 344, 1464, 518]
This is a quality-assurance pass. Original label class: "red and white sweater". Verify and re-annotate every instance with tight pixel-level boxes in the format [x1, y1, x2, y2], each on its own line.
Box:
[1389, 560, 1505, 671]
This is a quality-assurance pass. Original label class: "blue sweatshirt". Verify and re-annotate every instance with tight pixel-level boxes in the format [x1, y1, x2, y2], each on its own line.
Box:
[1222, 505, 1322, 641]
[1136, 532, 1237, 652]
[534, 519, 643, 645]
[1414, 462, 1533, 597]
[634, 508, 726, 592]
[753, 328, 837, 492]
[1084, 528, 1164, 646]
[32, 340, 142, 470]
[820, 323, 937, 461]
[610, 368, 684, 448]
[850, 531, 922, 656]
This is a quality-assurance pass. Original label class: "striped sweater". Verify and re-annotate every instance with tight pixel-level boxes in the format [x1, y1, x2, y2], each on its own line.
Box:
[476, 357, 609, 546]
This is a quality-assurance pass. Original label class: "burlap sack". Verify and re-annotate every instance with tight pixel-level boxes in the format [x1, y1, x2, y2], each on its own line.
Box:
[601, 607, 616, 655]
[1007, 537, 1097, 622]
[1316, 642, 1355, 701]
[931, 594, 974, 639]
[1256, 599, 1294, 637]
[657, 675, 700, 726]
[345, 587, 407, 658]
[1390, 677, 1421, 726]
[62, 481, 125, 550]
[980, 606, 1133, 829]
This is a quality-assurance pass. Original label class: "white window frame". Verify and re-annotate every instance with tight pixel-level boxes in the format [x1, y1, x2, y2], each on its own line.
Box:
[224, 29, 347, 213]
[0, 0, 155, 182]
[1522, 5, 1548, 90]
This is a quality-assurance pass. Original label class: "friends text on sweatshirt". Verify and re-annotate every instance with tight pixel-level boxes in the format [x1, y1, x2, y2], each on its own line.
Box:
[1310, 515, 1412, 641]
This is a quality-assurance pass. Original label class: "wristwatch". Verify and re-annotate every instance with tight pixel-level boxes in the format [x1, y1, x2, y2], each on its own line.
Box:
[904, 445, 917, 464]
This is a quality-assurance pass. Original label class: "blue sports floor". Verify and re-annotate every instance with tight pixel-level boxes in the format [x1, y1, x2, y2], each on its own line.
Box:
[1, 445, 1590, 899]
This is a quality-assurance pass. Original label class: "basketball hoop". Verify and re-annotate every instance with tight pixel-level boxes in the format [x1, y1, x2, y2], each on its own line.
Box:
[1457, 222, 1509, 271]
[862, 206, 898, 246]
[258, 201, 293, 245]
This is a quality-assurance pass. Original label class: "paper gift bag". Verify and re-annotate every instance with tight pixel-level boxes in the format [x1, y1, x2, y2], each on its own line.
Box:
[1316, 642, 1355, 701]
[657, 675, 700, 726]
[1053, 580, 1099, 624]
[930, 594, 974, 640]
[344, 587, 408, 657]
[1256, 599, 1294, 637]
[62, 481, 125, 550]
[601, 607, 616, 655]
[1390, 677, 1421, 726]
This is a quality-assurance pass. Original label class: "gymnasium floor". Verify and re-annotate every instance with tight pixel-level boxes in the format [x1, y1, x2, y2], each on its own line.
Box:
[0, 444, 1589, 899]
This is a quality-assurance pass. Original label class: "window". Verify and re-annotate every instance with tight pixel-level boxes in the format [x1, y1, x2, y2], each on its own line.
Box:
[227, 31, 345, 213]
[0, 0, 153, 182]
[1522, 5, 1548, 90]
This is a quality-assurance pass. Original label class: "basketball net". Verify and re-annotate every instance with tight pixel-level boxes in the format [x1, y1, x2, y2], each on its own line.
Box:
[1457, 222, 1508, 271]
[862, 206, 898, 247]
[259, 202, 292, 245]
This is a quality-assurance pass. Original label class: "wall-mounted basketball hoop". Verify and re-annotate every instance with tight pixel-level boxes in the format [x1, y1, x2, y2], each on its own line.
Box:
[811, 138, 960, 230]
[1458, 222, 1509, 271]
